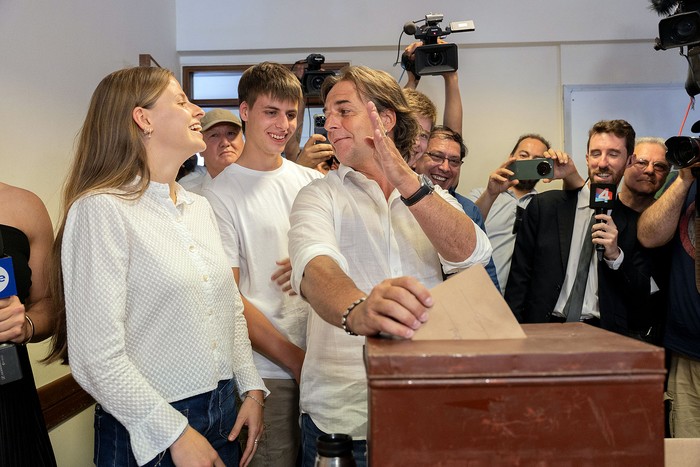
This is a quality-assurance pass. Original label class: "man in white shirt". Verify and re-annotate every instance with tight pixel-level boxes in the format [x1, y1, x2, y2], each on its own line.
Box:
[203, 62, 322, 467]
[179, 108, 244, 194]
[288, 66, 492, 466]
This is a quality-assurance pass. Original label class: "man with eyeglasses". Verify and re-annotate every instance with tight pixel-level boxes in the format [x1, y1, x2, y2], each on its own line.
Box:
[413, 126, 500, 289]
[619, 137, 671, 213]
[616, 138, 673, 348]
[505, 120, 655, 340]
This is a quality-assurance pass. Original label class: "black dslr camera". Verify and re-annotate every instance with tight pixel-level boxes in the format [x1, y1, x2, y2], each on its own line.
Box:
[301, 54, 335, 97]
[402, 13, 475, 76]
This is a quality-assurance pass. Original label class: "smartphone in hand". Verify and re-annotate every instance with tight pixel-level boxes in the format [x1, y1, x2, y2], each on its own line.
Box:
[313, 114, 327, 139]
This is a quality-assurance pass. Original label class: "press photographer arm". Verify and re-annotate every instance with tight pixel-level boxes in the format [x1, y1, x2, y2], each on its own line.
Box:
[402, 40, 463, 135]
[638, 165, 698, 247]
[474, 158, 517, 219]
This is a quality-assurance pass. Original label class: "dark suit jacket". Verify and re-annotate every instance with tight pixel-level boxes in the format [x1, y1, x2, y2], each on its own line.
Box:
[504, 188, 653, 336]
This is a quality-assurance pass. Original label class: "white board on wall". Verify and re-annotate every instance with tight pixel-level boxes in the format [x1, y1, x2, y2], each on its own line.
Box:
[564, 84, 700, 175]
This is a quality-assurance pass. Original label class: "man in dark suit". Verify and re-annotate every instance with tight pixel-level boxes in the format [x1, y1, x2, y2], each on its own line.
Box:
[504, 120, 653, 337]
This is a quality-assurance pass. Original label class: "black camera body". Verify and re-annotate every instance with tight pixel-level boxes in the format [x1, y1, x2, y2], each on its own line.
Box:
[313, 114, 327, 139]
[651, 1, 700, 95]
[301, 54, 335, 97]
[653, 1, 700, 49]
[665, 134, 700, 167]
[403, 14, 475, 76]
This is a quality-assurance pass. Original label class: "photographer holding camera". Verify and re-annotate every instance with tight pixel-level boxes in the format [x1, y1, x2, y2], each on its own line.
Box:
[505, 120, 655, 338]
[638, 157, 700, 437]
[468, 135, 584, 295]
[403, 39, 463, 144]
[284, 56, 337, 173]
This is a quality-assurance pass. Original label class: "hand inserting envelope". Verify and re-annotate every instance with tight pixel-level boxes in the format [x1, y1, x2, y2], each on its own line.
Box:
[412, 264, 527, 341]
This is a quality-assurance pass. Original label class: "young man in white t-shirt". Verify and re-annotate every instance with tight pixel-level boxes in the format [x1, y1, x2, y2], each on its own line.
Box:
[203, 62, 323, 466]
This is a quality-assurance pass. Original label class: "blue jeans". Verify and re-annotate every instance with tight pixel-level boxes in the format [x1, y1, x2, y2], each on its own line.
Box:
[300, 413, 366, 467]
[94, 379, 240, 466]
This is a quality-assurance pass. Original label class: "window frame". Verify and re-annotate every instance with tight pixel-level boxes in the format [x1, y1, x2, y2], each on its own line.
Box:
[182, 62, 350, 107]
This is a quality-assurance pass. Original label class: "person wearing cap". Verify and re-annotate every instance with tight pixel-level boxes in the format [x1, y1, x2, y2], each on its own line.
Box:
[202, 62, 322, 466]
[179, 108, 244, 194]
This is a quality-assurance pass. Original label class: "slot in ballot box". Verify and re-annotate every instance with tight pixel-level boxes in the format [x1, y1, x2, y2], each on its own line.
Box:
[365, 323, 666, 465]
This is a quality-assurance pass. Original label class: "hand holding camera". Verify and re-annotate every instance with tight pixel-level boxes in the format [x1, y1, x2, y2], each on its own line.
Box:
[507, 158, 554, 181]
[296, 134, 335, 169]
[507, 150, 579, 185]
[485, 158, 519, 197]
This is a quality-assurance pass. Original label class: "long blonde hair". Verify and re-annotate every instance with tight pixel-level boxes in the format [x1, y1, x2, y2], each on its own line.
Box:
[46, 67, 173, 363]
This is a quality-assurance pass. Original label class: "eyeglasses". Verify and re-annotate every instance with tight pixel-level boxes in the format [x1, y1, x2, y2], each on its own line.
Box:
[425, 151, 463, 168]
[633, 158, 670, 174]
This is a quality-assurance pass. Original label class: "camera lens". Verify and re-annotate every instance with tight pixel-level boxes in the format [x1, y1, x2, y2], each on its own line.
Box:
[536, 161, 551, 176]
[672, 19, 699, 43]
[426, 52, 444, 67]
[310, 76, 326, 92]
[665, 136, 700, 168]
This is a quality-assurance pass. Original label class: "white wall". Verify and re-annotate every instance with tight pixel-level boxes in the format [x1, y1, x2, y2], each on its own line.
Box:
[176, 1, 691, 191]
[2, 0, 178, 218]
[176, 0, 662, 51]
[1, 1, 177, 465]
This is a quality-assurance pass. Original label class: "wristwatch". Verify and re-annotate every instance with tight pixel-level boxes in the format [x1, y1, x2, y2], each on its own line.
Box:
[400, 174, 434, 206]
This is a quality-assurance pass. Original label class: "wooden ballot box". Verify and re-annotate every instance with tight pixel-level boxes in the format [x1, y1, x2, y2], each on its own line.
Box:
[364, 323, 666, 466]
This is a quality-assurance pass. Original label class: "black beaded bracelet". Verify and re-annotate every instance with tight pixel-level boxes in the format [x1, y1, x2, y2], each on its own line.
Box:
[341, 297, 366, 336]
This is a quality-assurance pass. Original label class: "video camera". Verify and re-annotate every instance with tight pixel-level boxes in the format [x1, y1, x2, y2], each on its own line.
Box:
[402, 13, 475, 76]
[652, 0, 700, 50]
[651, 0, 700, 95]
[301, 53, 335, 97]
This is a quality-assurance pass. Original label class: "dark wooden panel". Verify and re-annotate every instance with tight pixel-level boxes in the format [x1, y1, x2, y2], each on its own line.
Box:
[38, 373, 94, 430]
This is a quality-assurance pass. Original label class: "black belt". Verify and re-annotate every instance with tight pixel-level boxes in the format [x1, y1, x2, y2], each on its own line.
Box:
[549, 315, 601, 327]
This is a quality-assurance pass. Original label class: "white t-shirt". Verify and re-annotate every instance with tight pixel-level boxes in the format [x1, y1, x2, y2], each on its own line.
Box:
[203, 159, 323, 379]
